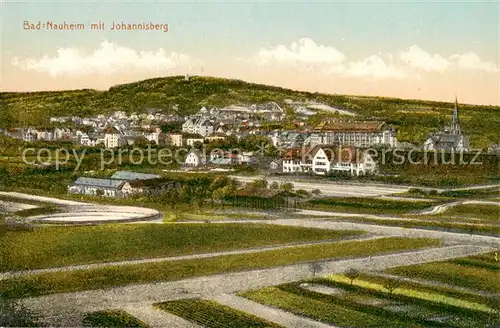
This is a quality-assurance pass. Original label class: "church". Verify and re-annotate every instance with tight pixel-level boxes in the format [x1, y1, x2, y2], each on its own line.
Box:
[423, 98, 469, 152]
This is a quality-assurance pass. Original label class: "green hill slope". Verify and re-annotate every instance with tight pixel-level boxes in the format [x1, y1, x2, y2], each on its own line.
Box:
[1, 75, 499, 147]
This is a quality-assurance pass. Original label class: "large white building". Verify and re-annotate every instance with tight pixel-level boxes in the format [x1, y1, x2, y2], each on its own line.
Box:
[182, 117, 215, 137]
[308, 120, 397, 148]
[104, 127, 123, 148]
[282, 145, 377, 176]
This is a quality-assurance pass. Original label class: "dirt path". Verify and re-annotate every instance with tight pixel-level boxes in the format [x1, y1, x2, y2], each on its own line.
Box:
[210, 294, 336, 328]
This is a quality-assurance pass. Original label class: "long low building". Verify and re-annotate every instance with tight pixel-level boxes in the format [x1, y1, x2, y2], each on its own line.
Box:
[68, 171, 179, 198]
[309, 120, 397, 148]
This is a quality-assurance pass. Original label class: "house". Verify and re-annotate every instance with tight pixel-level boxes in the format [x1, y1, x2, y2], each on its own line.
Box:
[423, 98, 469, 152]
[185, 135, 205, 147]
[182, 118, 196, 134]
[110, 171, 161, 180]
[184, 149, 206, 167]
[22, 129, 38, 143]
[103, 127, 123, 148]
[269, 131, 308, 148]
[121, 178, 179, 197]
[282, 147, 313, 173]
[310, 145, 376, 176]
[143, 129, 162, 145]
[281, 145, 376, 176]
[195, 118, 214, 137]
[166, 133, 183, 147]
[68, 177, 126, 197]
[310, 120, 397, 148]
[205, 133, 227, 143]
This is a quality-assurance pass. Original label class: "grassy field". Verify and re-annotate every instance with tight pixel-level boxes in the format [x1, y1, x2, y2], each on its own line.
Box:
[347, 273, 496, 308]
[319, 216, 500, 236]
[82, 310, 149, 327]
[0, 237, 440, 298]
[155, 298, 282, 328]
[438, 204, 500, 223]
[0, 223, 363, 271]
[302, 197, 436, 215]
[327, 274, 491, 312]
[241, 276, 495, 328]
[240, 286, 425, 328]
[387, 252, 499, 294]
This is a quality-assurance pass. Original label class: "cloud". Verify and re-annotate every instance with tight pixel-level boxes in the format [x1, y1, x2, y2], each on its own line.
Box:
[342, 55, 411, 80]
[450, 52, 498, 72]
[257, 38, 345, 67]
[400, 45, 450, 72]
[11, 40, 192, 77]
[255, 39, 498, 80]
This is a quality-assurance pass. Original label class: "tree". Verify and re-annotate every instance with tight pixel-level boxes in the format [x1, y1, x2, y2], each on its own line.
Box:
[280, 182, 294, 192]
[248, 179, 268, 189]
[311, 189, 322, 196]
[344, 268, 360, 285]
[95, 189, 104, 197]
[309, 261, 324, 277]
[269, 181, 279, 189]
[383, 278, 402, 295]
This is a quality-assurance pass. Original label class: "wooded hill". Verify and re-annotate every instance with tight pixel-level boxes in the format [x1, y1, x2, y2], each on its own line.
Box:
[1, 75, 499, 147]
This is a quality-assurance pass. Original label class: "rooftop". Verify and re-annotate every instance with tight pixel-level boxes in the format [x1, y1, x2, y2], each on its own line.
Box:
[110, 171, 161, 180]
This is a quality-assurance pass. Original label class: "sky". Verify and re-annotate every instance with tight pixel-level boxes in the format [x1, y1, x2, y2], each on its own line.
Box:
[1, 0, 499, 105]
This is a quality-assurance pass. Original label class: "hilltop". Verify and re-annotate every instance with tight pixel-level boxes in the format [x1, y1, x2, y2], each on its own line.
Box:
[1, 75, 499, 146]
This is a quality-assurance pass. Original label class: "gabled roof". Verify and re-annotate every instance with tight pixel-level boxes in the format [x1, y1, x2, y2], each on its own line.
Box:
[110, 171, 160, 180]
[103, 127, 121, 134]
[310, 145, 364, 164]
[72, 177, 126, 189]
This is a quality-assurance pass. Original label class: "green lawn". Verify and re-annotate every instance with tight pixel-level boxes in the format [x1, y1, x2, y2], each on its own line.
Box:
[327, 274, 491, 312]
[0, 223, 363, 271]
[241, 276, 495, 328]
[440, 204, 500, 222]
[351, 273, 495, 308]
[301, 197, 436, 215]
[387, 252, 500, 294]
[0, 237, 440, 298]
[321, 216, 500, 236]
[155, 298, 283, 328]
[82, 310, 149, 327]
[240, 286, 425, 328]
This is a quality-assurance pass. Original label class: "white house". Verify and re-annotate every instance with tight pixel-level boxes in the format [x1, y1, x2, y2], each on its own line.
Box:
[184, 149, 206, 167]
[104, 127, 123, 148]
[281, 145, 376, 176]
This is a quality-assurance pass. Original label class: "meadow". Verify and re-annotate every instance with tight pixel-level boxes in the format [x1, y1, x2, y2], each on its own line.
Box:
[155, 298, 283, 328]
[0, 223, 362, 271]
[82, 310, 149, 328]
[387, 252, 499, 294]
[0, 237, 439, 298]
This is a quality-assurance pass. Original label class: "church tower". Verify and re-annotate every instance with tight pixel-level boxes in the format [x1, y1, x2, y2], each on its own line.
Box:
[450, 96, 461, 134]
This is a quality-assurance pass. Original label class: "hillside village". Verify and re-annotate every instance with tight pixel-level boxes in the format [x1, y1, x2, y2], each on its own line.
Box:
[2, 95, 491, 180]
